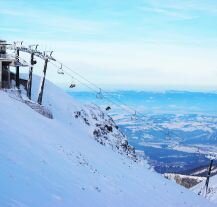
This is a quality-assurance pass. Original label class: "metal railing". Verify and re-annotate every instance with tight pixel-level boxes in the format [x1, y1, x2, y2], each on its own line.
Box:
[0, 53, 15, 60]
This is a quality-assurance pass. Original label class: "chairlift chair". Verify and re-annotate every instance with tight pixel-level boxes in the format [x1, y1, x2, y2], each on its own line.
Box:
[96, 88, 103, 99]
[105, 106, 111, 111]
[57, 63, 64, 75]
[165, 130, 172, 141]
[131, 110, 137, 120]
[69, 83, 76, 88]
[68, 76, 76, 88]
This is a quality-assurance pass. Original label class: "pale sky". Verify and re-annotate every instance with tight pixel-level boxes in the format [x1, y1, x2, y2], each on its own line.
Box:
[1, 0, 217, 90]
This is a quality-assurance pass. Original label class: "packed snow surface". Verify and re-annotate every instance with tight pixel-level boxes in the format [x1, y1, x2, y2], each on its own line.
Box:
[0, 76, 215, 207]
[192, 174, 217, 204]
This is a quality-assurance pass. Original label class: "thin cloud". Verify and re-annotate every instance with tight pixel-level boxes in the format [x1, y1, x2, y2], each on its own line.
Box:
[0, 7, 110, 35]
[140, 6, 196, 20]
[140, 0, 217, 20]
[0, 9, 25, 16]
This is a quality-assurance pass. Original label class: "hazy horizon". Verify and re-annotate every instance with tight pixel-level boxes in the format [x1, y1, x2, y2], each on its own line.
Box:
[1, 0, 217, 90]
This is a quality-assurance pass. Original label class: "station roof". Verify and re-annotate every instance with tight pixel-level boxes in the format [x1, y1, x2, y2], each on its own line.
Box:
[0, 40, 11, 45]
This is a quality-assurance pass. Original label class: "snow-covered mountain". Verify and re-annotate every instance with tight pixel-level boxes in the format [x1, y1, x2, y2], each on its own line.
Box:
[0, 76, 215, 207]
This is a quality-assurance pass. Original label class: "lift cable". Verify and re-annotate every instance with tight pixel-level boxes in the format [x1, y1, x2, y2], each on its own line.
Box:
[9, 45, 206, 148]
[49, 60, 182, 140]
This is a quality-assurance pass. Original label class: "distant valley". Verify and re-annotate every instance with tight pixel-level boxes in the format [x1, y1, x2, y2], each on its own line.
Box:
[68, 90, 217, 174]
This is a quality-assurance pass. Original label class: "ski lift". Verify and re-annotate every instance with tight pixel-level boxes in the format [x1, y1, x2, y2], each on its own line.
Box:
[96, 88, 103, 99]
[69, 83, 76, 88]
[69, 77, 76, 88]
[42, 50, 53, 58]
[105, 106, 111, 111]
[165, 129, 172, 141]
[57, 63, 64, 75]
[131, 110, 137, 120]
[29, 44, 39, 52]
[206, 153, 217, 160]
[14, 41, 23, 48]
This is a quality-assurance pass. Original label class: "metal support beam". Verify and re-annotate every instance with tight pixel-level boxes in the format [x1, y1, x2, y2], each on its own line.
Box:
[205, 159, 214, 194]
[8, 66, 10, 88]
[0, 61, 2, 88]
[37, 58, 48, 105]
[8, 46, 56, 61]
[27, 53, 34, 99]
[16, 49, 20, 88]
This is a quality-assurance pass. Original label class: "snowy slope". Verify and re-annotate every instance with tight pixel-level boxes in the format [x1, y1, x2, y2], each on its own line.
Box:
[0, 76, 215, 207]
[192, 175, 217, 204]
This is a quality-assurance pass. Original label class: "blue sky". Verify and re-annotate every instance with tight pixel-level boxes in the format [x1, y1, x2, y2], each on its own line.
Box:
[1, 0, 217, 90]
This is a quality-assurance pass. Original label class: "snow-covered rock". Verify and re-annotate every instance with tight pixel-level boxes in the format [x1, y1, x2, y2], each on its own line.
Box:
[74, 104, 136, 160]
[0, 75, 215, 207]
[164, 173, 205, 188]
